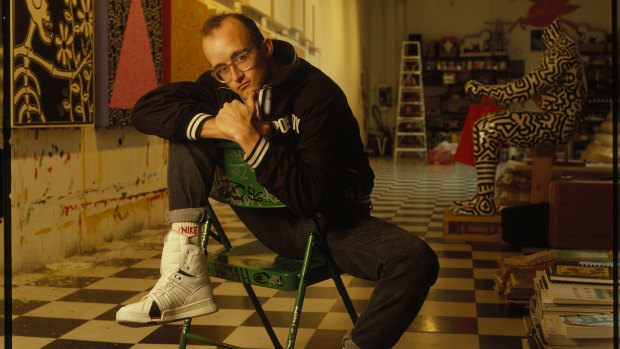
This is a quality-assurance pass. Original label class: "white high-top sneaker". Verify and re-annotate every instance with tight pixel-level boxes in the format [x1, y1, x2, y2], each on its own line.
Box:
[116, 230, 217, 326]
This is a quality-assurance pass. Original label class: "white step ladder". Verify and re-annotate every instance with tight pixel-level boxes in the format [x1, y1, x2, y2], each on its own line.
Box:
[393, 41, 427, 160]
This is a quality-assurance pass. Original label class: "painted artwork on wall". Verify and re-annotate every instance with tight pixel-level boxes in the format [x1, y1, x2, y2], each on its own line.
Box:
[162, 0, 213, 84]
[11, 0, 95, 127]
[108, 0, 162, 126]
[508, 0, 579, 32]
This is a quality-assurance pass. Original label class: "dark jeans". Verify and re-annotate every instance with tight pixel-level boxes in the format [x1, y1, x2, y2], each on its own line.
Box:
[168, 140, 440, 349]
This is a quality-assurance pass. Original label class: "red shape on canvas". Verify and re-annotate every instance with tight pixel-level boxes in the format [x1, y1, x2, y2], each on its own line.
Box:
[110, 0, 158, 109]
[509, 0, 579, 32]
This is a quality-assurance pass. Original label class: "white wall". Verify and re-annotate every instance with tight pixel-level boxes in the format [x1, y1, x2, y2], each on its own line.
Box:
[404, 0, 611, 71]
[314, 0, 365, 138]
[361, 0, 613, 139]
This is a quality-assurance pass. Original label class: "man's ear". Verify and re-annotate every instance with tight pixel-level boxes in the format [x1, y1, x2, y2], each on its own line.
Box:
[262, 38, 274, 58]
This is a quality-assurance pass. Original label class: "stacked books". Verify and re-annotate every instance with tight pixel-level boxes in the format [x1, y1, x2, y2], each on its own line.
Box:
[523, 249, 616, 348]
[494, 250, 554, 307]
[547, 263, 613, 285]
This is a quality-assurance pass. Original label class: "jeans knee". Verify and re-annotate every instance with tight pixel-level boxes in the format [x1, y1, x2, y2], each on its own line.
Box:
[425, 246, 440, 286]
[390, 242, 439, 289]
[415, 244, 439, 287]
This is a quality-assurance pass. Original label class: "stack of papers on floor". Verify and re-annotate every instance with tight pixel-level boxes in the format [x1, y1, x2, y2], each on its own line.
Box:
[522, 249, 616, 348]
[494, 250, 554, 307]
[539, 314, 614, 348]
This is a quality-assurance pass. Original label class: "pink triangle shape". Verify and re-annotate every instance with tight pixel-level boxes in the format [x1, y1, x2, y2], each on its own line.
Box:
[110, 0, 158, 109]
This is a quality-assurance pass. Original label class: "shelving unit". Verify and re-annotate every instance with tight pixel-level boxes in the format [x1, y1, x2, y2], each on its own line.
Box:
[393, 41, 427, 160]
[573, 44, 612, 159]
[422, 55, 511, 149]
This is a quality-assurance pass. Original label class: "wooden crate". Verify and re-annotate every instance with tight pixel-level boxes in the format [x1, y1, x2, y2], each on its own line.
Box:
[442, 208, 503, 243]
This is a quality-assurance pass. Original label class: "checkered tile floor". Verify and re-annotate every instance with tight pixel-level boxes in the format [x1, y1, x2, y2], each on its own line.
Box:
[6, 158, 535, 348]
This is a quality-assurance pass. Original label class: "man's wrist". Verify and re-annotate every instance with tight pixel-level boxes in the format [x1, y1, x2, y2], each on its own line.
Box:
[235, 131, 261, 155]
[199, 118, 231, 140]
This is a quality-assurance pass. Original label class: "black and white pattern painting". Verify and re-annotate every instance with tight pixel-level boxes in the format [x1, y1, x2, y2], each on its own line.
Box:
[11, 0, 95, 127]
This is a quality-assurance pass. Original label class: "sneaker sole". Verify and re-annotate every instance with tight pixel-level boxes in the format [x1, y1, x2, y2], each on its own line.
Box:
[117, 298, 218, 327]
[161, 298, 218, 322]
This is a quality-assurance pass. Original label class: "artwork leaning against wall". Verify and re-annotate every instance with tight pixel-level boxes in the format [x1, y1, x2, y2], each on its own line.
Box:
[11, 0, 95, 127]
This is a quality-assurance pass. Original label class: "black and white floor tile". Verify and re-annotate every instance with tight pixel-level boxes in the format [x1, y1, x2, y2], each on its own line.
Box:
[5, 158, 532, 348]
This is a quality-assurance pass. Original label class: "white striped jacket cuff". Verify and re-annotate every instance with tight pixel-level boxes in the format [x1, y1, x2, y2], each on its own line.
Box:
[186, 113, 212, 140]
[245, 136, 270, 169]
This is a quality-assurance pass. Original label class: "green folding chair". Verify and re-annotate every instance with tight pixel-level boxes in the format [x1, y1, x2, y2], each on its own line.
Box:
[179, 141, 358, 349]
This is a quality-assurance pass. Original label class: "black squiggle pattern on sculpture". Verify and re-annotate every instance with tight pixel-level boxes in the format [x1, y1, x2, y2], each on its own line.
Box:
[451, 18, 586, 216]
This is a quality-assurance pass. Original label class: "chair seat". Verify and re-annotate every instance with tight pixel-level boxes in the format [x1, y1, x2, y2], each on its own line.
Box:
[206, 240, 332, 291]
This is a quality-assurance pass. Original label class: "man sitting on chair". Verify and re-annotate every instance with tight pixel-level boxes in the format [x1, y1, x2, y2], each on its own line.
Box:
[117, 13, 439, 349]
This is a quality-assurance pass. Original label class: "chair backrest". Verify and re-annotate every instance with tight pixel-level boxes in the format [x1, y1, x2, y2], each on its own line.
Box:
[210, 141, 284, 209]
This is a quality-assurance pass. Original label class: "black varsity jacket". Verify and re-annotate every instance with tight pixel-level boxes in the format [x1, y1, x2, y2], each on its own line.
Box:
[131, 40, 374, 219]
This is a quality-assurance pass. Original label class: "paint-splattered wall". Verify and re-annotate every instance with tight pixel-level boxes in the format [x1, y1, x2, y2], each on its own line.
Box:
[9, 127, 168, 272]
[5, 0, 170, 273]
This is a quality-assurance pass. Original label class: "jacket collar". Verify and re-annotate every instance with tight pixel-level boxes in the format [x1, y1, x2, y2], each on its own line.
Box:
[256, 40, 300, 119]
[266, 40, 300, 88]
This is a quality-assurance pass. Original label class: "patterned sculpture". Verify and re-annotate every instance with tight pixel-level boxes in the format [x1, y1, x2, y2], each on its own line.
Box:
[450, 18, 586, 216]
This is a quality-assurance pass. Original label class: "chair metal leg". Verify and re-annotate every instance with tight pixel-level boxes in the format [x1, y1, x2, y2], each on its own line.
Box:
[205, 201, 232, 249]
[322, 247, 358, 323]
[330, 270, 358, 323]
[286, 232, 317, 349]
[201, 219, 211, 250]
[181, 332, 245, 349]
[242, 282, 283, 349]
[177, 209, 249, 349]
[307, 218, 358, 323]
[178, 235, 248, 349]
[179, 318, 192, 349]
[180, 317, 245, 348]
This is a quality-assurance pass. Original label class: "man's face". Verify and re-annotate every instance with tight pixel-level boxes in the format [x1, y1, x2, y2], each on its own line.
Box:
[202, 18, 271, 100]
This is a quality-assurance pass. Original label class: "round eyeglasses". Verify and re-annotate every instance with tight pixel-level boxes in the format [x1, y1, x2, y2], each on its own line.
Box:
[211, 44, 259, 83]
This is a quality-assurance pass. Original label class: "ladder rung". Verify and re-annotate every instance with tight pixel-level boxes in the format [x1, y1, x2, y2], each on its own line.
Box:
[397, 132, 426, 136]
[395, 148, 427, 152]
[397, 117, 425, 121]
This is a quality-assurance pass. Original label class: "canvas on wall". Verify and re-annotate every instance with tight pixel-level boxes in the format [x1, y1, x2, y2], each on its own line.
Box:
[11, 0, 95, 127]
[108, 0, 162, 126]
[162, 0, 212, 84]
